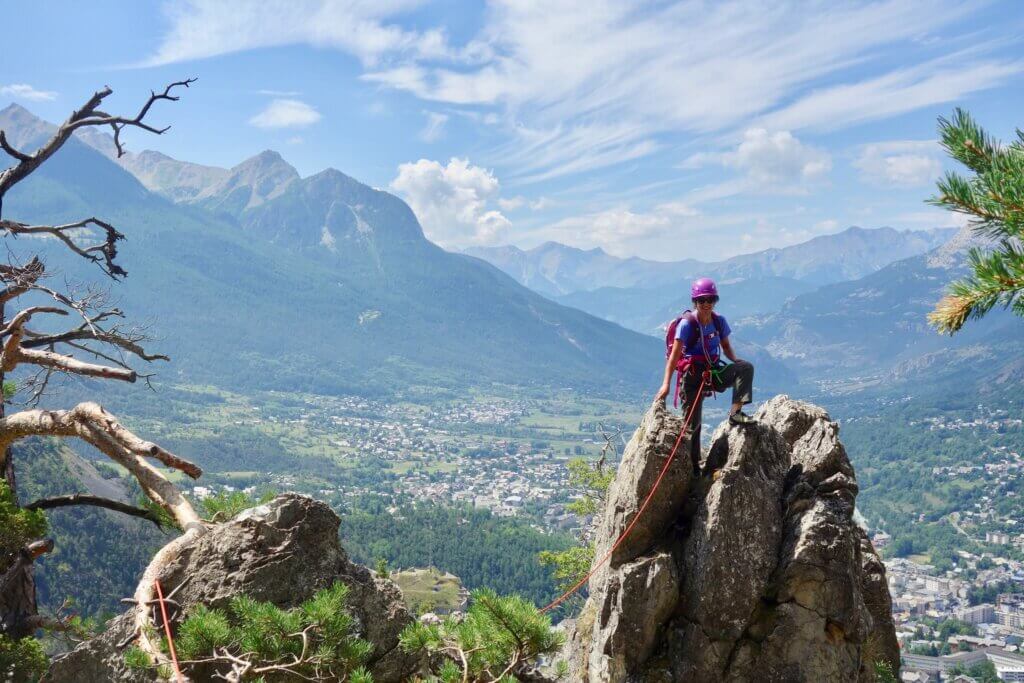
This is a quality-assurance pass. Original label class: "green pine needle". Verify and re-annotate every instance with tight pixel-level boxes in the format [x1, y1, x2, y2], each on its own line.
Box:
[929, 109, 1024, 333]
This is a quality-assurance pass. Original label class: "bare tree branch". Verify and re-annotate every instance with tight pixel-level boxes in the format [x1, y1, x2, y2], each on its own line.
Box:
[0, 304, 142, 381]
[0, 131, 31, 163]
[0, 403, 202, 481]
[25, 494, 165, 528]
[23, 321, 170, 362]
[13, 347, 137, 382]
[0, 305, 66, 338]
[0, 79, 196, 204]
[0, 218, 126, 279]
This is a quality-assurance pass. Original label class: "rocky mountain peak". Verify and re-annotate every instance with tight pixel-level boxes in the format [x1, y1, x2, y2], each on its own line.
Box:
[565, 395, 899, 682]
[0, 102, 54, 149]
[194, 148, 300, 212]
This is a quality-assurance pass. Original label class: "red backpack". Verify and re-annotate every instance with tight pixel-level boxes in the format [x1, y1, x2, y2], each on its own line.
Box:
[665, 311, 723, 407]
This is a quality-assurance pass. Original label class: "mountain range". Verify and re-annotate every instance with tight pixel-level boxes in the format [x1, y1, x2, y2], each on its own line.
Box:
[466, 227, 955, 296]
[5, 102, 1008, 406]
[466, 228, 955, 335]
[1, 104, 666, 397]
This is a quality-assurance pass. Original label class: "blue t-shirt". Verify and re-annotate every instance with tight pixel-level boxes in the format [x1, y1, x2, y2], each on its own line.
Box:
[675, 314, 731, 361]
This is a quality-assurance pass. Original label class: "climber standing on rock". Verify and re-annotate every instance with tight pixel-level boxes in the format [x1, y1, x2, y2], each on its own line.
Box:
[657, 277, 755, 475]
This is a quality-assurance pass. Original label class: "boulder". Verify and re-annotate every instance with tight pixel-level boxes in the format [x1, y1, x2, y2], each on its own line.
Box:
[44, 494, 419, 682]
[567, 396, 899, 683]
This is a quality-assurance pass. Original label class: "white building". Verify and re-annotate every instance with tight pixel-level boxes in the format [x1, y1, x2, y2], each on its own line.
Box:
[955, 603, 996, 625]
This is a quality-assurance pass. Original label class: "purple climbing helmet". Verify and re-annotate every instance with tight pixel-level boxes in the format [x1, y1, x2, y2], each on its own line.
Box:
[690, 277, 718, 299]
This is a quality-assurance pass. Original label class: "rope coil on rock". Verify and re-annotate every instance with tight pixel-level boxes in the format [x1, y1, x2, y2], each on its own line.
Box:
[540, 376, 707, 614]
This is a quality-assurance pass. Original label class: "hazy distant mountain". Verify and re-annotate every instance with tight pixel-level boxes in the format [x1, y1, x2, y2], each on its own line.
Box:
[0, 103, 53, 148]
[740, 226, 1024, 396]
[469, 227, 956, 300]
[117, 150, 228, 202]
[1, 103, 234, 205]
[70, 120, 295, 208]
[465, 242, 699, 297]
[1, 105, 678, 398]
[191, 150, 299, 214]
[709, 226, 957, 285]
[555, 276, 819, 336]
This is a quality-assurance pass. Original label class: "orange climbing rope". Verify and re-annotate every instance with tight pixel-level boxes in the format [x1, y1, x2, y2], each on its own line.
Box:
[539, 374, 708, 614]
[154, 578, 185, 683]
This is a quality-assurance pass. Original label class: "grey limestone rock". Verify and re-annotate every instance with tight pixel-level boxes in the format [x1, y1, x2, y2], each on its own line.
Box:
[567, 395, 899, 683]
[571, 402, 692, 682]
[44, 494, 419, 683]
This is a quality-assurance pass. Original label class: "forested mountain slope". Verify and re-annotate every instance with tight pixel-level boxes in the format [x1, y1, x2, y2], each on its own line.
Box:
[2, 104, 663, 397]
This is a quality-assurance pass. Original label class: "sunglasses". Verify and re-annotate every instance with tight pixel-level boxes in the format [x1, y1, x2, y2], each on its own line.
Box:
[694, 296, 718, 305]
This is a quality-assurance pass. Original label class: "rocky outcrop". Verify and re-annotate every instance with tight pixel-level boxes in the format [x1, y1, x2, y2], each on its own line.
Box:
[567, 396, 899, 682]
[44, 494, 419, 682]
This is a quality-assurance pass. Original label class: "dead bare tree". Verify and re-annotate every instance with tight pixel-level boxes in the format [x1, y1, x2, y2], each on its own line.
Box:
[0, 81, 205, 672]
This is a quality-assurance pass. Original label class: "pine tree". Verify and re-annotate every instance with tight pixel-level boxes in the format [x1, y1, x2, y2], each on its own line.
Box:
[928, 108, 1024, 333]
[127, 582, 373, 682]
[400, 589, 564, 682]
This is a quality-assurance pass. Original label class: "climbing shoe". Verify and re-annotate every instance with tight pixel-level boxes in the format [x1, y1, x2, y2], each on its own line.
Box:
[729, 410, 755, 426]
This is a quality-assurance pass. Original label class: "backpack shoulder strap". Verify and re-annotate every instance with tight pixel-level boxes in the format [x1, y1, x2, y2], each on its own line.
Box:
[681, 310, 700, 347]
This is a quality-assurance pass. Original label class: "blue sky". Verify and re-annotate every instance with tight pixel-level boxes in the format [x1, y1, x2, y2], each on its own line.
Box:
[3, 0, 1023, 261]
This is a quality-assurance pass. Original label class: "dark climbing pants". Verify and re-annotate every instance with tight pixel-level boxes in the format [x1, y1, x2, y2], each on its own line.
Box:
[681, 360, 754, 473]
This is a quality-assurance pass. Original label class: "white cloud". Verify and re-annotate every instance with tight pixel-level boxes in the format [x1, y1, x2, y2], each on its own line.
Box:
[497, 196, 524, 211]
[533, 201, 699, 256]
[854, 140, 943, 187]
[497, 196, 552, 211]
[682, 129, 831, 195]
[0, 84, 57, 101]
[727, 129, 831, 185]
[419, 111, 448, 142]
[286, 136, 304, 145]
[142, 0, 1020, 185]
[814, 219, 840, 232]
[249, 99, 321, 128]
[257, 89, 301, 97]
[359, 1, 1011, 180]
[143, 0, 456, 68]
[895, 209, 971, 229]
[756, 56, 1023, 133]
[390, 157, 511, 247]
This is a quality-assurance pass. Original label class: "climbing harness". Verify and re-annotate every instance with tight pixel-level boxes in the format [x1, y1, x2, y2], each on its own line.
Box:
[154, 578, 185, 683]
[665, 310, 723, 406]
[539, 374, 708, 614]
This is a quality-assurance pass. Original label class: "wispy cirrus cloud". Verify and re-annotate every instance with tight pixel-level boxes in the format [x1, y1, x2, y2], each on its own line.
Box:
[362, 1, 1016, 181]
[419, 111, 448, 142]
[754, 56, 1023, 133]
[249, 99, 321, 128]
[0, 83, 57, 101]
[144, 0, 1021, 187]
[142, 0, 458, 68]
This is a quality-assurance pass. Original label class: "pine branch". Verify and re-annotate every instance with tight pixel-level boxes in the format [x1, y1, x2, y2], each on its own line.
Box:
[929, 246, 1024, 333]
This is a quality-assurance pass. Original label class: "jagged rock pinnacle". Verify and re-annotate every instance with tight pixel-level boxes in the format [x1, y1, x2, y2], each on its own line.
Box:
[564, 396, 900, 682]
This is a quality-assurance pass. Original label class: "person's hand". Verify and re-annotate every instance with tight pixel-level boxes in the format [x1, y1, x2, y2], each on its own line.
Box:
[656, 383, 670, 403]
